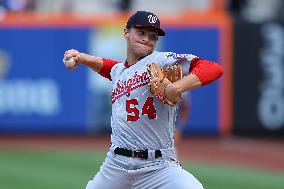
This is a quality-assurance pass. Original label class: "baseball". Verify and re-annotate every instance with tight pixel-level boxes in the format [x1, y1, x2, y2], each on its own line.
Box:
[63, 57, 76, 67]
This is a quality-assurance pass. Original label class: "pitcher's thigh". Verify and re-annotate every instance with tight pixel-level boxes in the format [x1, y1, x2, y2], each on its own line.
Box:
[85, 168, 132, 189]
[161, 166, 203, 189]
[85, 159, 131, 189]
[85, 171, 106, 189]
[136, 165, 204, 189]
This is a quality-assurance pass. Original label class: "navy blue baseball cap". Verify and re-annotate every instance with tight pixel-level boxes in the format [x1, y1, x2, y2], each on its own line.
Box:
[126, 11, 165, 36]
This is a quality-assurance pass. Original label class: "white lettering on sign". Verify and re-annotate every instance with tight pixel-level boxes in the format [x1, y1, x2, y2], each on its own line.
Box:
[258, 23, 284, 130]
[0, 79, 61, 116]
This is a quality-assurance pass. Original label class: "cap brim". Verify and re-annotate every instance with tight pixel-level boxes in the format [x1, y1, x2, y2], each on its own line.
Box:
[133, 25, 165, 36]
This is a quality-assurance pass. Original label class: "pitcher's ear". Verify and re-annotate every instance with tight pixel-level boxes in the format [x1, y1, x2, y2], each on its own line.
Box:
[124, 28, 129, 39]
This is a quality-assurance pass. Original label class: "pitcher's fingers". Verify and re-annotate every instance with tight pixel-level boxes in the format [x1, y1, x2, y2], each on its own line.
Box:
[65, 51, 79, 59]
[73, 54, 81, 62]
[68, 63, 79, 70]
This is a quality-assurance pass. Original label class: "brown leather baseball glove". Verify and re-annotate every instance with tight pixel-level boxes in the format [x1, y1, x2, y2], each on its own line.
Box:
[147, 63, 183, 105]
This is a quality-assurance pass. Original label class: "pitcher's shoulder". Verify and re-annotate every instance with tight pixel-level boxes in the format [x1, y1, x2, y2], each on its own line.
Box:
[110, 62, 126, 78]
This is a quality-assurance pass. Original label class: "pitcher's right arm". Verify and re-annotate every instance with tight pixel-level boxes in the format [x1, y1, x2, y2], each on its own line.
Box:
[64, 49, 118, 80]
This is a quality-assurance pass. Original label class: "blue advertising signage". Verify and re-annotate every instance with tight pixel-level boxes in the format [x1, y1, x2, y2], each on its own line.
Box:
[0, 27, 89, 133]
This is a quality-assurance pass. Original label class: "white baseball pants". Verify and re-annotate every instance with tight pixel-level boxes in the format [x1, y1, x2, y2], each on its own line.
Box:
[85, 150, 204, 189]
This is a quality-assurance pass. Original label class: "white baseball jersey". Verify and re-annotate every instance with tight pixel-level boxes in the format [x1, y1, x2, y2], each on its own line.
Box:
[109, 51, 197, 150]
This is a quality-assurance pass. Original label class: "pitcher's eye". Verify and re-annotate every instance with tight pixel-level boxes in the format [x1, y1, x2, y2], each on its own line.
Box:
[149, 34, 158, 41]
[137, 30, 145, 35]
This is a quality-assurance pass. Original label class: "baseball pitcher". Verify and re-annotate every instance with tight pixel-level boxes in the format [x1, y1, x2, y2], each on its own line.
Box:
[63, 11, 223, 189]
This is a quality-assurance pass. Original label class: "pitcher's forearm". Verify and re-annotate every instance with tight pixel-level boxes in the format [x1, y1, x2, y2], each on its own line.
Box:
[173, 74, 202, 94]
[165, 74, 201, 103]
[64, 49, 104, 73]
[79, 53, 103, 73]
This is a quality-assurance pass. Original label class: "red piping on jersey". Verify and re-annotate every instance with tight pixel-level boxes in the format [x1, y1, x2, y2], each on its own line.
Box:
[99, 58, 119, 80]
[189, 59, 224, 85]
[124, 60, 130, 68]
[124, 55, 147, 68]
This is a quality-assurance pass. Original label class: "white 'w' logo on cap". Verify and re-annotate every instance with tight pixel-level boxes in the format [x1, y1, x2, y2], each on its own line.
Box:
[148, 15, 158, 24]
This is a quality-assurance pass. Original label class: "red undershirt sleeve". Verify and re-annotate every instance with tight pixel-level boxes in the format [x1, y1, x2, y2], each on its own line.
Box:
[98, 58, 119, 80]
[189, 58, 224, 86]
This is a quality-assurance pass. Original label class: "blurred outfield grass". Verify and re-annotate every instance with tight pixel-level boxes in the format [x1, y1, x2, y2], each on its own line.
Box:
[0, 150, 283, 189]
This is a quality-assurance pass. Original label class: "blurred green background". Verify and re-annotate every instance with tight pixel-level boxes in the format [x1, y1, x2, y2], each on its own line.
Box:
[1, 150, 283, 189]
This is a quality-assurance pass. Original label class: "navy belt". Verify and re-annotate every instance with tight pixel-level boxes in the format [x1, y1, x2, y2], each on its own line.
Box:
[114, 147, 162, 159]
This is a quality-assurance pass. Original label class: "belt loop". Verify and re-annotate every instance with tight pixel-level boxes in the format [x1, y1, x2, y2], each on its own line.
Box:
[110, 144, 116, 156]
[148, 150, 156, 161]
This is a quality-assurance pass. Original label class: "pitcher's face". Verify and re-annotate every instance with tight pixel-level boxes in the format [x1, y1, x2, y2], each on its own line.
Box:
[124, 27, 158, 58]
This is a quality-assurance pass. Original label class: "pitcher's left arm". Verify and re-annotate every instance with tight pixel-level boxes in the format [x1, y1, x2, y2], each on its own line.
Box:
[165, 59, 223, 103]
